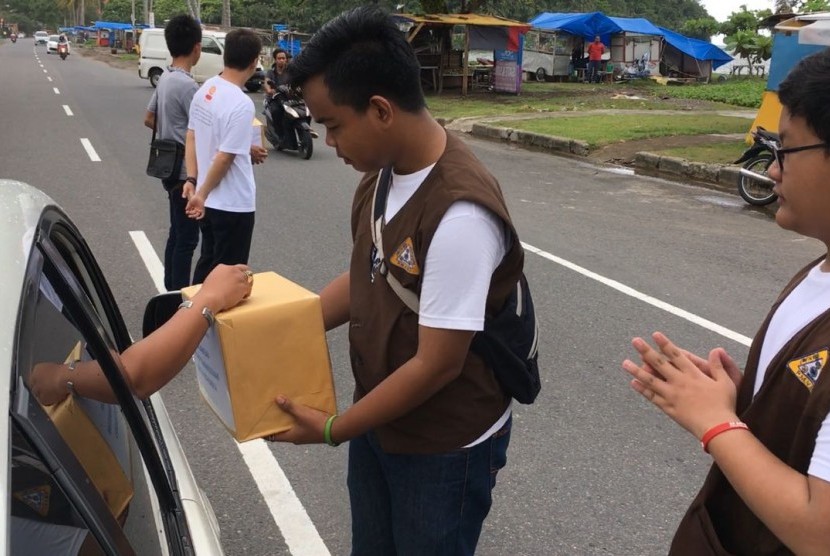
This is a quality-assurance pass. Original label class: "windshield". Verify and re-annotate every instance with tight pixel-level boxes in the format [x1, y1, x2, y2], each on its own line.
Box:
[36, 32, 47, 37]
[49, 35, 59, 41]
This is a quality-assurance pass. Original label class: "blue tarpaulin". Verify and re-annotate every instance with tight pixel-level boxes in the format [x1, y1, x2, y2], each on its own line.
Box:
[93, 21, 135, 30]
[529, 12, 732, 68]
[657, 27, 732, 69]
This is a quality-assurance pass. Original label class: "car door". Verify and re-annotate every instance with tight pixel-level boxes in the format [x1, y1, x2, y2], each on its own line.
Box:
[10, 207, 195, 554]
[192, 36, 223, 83]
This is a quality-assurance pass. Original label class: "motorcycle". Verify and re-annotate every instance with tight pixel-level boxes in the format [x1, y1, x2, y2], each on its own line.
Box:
[734, 126, 778, 206]
[263, 84, 315, 160]
[10, 34, 17, 44]
[58, 42, 69, 60]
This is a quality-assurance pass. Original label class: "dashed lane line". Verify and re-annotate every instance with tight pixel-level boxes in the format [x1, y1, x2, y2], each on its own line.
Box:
[80, 138, 101, 162]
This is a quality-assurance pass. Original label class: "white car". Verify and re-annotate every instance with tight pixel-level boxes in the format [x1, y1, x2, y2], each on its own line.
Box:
[34, 31, 48, 45]
[46, 34, 60, 53]
[2, 179, 223, 554]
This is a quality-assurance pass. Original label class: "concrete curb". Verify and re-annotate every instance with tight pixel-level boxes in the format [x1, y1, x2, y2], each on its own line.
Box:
[467, 122, 740, 195]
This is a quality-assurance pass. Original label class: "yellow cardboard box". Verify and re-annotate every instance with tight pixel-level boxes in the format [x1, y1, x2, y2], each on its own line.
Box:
[46, 395, 134, 519]
[182, 272, 337, 442]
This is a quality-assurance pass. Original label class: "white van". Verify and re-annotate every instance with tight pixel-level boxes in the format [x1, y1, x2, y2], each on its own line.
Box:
[138, 28, 264, 92]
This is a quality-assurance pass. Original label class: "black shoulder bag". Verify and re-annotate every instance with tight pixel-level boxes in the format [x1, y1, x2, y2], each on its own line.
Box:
[146, 118, 185, 181]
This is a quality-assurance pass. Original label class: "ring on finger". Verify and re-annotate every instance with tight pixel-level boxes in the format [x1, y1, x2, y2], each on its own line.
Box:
[244, 269, 254, 282]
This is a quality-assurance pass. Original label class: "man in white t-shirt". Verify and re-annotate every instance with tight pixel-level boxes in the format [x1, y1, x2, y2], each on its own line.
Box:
[185, 28, 266, 284]
[622, 50, 830, 555]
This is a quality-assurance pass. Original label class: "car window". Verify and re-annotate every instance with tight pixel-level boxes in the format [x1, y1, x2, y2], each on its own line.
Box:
[11, 215, 177, 554]
[49, 36, 59, 42]
[10, 423, 107, 555]
[202, 37, 221, 55]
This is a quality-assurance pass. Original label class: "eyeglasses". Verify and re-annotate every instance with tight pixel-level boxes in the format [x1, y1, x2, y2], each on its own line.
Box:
[772, 142, 829, 172]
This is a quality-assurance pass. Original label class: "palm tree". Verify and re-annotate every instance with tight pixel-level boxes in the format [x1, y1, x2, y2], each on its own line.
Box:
[221, 0, 230, 27]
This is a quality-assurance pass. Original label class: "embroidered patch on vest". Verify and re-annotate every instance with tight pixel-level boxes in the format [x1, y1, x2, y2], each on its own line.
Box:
[787, 348, 828, 391]
[14, 485, 51, 517]
[390, 238, 420, 275]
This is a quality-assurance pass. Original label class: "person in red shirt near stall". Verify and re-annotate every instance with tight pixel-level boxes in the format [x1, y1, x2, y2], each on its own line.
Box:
[586, 35, 606, 83]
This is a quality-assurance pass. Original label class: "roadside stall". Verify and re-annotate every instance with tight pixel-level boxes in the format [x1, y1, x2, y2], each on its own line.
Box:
[525, 12, 618, 80]
[749, 13, 830, 134]
[394, 13, 530, 95]
[657, 26, 732, 82]
[93, 21, 136, 51]
[607, 17, 663, 79]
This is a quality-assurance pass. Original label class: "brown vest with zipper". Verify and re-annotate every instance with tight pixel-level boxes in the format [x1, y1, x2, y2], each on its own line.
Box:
[348, 132, 523, 454]
[670, 257, 830, 555]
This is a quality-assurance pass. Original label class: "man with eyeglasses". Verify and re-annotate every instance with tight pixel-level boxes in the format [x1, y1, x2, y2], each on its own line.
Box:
[622, 48, 830, 554]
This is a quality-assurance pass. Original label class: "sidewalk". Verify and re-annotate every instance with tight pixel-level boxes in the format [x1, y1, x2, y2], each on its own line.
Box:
[446, 110, 756, 195]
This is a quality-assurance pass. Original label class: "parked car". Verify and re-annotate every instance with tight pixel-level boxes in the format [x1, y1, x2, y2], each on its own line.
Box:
[34, 31, 49, 45]
[2, 179, 223, 554]
[138, 28, 264, 92]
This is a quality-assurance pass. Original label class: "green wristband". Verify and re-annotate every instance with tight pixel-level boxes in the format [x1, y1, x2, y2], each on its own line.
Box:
[324, 414, 340, 447]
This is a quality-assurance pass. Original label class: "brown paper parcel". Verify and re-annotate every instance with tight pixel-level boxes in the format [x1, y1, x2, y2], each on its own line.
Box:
[45, 395, 134, 518]
[182, 271, 337, 442]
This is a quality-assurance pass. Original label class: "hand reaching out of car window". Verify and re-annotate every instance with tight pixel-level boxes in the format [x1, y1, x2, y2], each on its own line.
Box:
[29, 264, 254, 406]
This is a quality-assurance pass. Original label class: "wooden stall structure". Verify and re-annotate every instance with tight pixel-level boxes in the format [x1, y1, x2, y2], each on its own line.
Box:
[395, 13, 530, 95]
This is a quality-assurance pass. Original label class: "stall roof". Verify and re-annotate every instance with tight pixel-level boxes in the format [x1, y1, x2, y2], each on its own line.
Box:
[93, 21, 135, 30]
[607, 16, 663, 36]
[528, 12, 619, 40]
[398, 13, 530, 29]
[657, 27, 732, 69]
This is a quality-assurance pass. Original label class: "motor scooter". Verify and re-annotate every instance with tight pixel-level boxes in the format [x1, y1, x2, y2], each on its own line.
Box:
[734, 126, 778, 206]
[58, 42, 69, 60]
[263, 83, 315, 160]
[10, 34, 17, 44]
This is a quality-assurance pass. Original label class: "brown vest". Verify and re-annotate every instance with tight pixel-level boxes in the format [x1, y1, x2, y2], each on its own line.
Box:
[348, 132, 523, 454]
[671, 257, 830, 555]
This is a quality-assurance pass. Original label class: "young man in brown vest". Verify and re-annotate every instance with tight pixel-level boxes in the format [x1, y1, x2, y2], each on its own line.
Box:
[267, 6, 524, 554]
[623, 49, 830, 555]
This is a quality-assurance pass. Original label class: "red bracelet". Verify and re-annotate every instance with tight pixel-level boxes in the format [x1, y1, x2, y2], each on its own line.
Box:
[700, 421, 749, 453]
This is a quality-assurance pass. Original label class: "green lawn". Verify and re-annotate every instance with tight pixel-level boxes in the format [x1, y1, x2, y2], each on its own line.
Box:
[488, 114, 752, 148]
[426, 78, 765, 121]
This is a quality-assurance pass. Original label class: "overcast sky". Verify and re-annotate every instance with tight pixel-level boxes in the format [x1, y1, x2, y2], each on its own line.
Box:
[699, 0, 775, 22]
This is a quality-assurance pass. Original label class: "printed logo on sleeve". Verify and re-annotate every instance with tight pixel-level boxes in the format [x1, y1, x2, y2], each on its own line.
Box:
[787, 348, 828, 391]
[390, 237, 420, 275]
[205, 85, 217, 101]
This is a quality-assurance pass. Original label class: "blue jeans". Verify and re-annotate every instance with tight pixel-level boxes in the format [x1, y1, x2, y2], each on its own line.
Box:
[348, 415, 511, 556]
[162, 181, 200, 291]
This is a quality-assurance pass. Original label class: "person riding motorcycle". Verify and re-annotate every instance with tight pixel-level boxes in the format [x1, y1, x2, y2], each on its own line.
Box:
[263, 48, 291, 144]
[10, 33, 17, 43]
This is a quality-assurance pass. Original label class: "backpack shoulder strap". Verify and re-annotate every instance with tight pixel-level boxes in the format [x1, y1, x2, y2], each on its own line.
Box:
[371, 167, 420, 313]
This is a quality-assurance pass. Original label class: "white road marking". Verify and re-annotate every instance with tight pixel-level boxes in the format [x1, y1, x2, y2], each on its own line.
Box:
[63, 105, 74, 116]
[47, 76, 53, 82]
[43, 69, 47, 73]
[602, 167, 635, 176]
[521, 241, 753, 347]
[53, 87, 60, 95]
[129, 230, 331, 556]
[80, 138, 101, 162]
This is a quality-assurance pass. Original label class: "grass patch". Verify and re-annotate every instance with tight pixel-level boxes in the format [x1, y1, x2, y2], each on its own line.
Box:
[653, 141, 748, 164]
[625, 77, 766, 108]
[117, 53, 138, 61]
[489, 114, 751, 148]
[426, 78, 764, 120]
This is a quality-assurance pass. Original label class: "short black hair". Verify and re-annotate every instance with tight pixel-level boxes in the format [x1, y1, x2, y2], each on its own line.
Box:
[223, 29, 262, 70]
[164, 14, 201, 58]
[778, 48, 830, 145]
[272, 48, 287, 59]
[287, 6, 426, 113]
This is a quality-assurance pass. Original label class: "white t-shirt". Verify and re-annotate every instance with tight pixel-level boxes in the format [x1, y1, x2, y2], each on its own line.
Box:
[387, 165, 512, 446]
[754, 260, 830, 482]
[188, 76, 256, 213]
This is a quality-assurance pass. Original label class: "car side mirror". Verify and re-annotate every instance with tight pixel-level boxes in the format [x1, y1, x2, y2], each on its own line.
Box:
[142, 291, 183, 338]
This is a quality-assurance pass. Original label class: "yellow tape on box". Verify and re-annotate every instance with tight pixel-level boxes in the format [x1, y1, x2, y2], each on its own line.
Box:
[182, 272, 337, 442]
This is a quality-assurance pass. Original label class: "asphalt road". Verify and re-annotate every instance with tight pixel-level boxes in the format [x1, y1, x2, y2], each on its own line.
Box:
[1, 40, 823, 555]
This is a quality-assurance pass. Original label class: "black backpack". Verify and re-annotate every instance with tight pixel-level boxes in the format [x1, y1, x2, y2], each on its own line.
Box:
[371, 168, 541, 404]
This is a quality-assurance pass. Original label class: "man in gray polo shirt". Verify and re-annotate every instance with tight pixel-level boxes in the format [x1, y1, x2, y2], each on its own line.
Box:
[144, 15, 202, 290]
